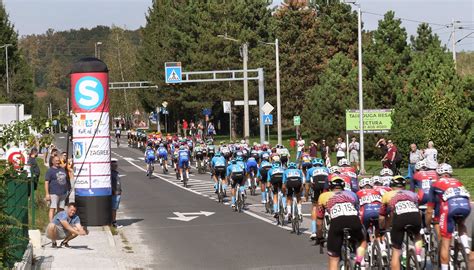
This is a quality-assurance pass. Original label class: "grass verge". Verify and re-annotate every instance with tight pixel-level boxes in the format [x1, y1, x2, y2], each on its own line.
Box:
[28, 158, 50, 231]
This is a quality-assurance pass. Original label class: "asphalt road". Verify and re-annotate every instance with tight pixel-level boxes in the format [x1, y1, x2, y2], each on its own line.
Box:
[53, 134, 473, 269]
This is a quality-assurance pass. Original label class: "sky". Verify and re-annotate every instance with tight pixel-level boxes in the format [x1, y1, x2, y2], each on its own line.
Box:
[3, 0, 473, 51]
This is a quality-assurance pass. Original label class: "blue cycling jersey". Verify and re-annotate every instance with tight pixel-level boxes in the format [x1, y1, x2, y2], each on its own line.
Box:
[226, 163, 245, 177]
[283, 168, 304, 184]
[267, 167, 285, 182]
[178, 149, 189, 162]
[305, 166, 329, 183]
[145, 149, 155, 159]
[158, 147, 168, 156]
[211, 156, 226, 168]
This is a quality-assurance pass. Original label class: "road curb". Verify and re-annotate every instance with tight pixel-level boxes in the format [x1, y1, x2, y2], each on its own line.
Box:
[103, 225, 116, 247]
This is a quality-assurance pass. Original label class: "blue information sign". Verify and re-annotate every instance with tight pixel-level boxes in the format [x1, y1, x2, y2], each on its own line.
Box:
[263, 114, 273, 125]
[165, 62, 182, 84]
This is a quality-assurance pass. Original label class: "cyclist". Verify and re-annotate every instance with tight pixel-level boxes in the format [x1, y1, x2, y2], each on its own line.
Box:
[250, 145, 260, 164]
[357, 177, 383, 248]
[305, 158, 329, 240]
[220, 143, 231, 161]
[338, 158, 358, 192]
[379, 168, 393, 187]
[282, 162, 304, 222]
[267, 161, 286, 219]
[226, 159, 246, 209]
[413, 159, 438, 205]
[372, 175, 391, 196]
[317, 176, 367, 270]
[328, 166, 351, 191]
[426, 163, 471, 270]
[206, 141, 215, 167]
[193, 141, 204, 170]
[257, 155, 272, 204]
[246, 154, 259, 192]
[379, 176, 423, 270]
[211, 152, 227, 193]
[270, 148, 280, 163]
[144, 145, 156, 176]
[300, 148, 312, 175]
[177, 145, 190, 182]
[157, 143, 169, 173]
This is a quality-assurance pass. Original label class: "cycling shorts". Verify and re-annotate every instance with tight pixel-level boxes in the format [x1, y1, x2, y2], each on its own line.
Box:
[286, 179, 302, 198]
[272, 181, 282, 194]
[195, 153, 204, 160]
[158, 152, 168, 160]
[391, 212, 422, 249]
[439, 197, 471, 239]
[231, 173, 245, 188]
[301, 163, 312, 170]
[280, 156, 288, 164]
[417, 189, 430, 205]
[145, 156, 156, 164]
[212, 166, 226, 179]
[246, 163, 258, 174]
[178, 159, 189, 169]
[270, 175, 283, 185]
[360, 204, 381, 230]
[259, 168, 270, 181]
[327, 215, 366, 258]
[311, 175, 328, 203]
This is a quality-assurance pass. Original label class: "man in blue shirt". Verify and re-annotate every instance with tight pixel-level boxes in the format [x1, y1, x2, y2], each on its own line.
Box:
[283, 162, 305, 222]
[46, 202, 87, 248]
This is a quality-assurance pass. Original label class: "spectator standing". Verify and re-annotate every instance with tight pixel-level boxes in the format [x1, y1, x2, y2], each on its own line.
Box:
[45, 156, 73, 222]
[27, 148, 41, 197]
[320, 139, 330, 166]
[46, 202, 87, 248]
[382, 140, 399, 174]
[334, 137, 346, 162]
[296, 136, 305, 161]
[408, 143, 423, 191]
[208, 122, 215, 137]
[423, 141, 438, 170]
[190, 120, 196, 136]
[111, 159, 123, 228]
[348, 137, 360, 170]
[197, 120, 204, 138]
[182, 119, 189, 137]
[309, 140, 318, 158]
[176, 121, 181, 136]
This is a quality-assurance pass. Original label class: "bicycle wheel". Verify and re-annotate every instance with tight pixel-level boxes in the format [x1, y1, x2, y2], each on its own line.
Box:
[183, 172, 188, 187]
[428, 230, 440, 270]
[406, 248, 420, 270]
[278, 199, 285, 226]
[294, 204, 300, 235]
[342, 246, 354, 270]
[452, 241, 469, 270]
[372, 240, 384, 270]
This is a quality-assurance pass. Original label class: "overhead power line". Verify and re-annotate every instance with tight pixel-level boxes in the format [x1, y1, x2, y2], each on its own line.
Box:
[361, 11, 450, 27]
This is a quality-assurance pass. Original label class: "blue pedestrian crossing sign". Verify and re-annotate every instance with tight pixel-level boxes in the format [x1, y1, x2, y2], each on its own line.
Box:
[165, 62, 182, 84]
[263, 114, 273, 125]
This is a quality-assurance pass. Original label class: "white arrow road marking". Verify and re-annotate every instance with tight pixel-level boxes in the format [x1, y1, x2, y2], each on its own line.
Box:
[124, 157, 136, 162]
[167, 211, 215, 222]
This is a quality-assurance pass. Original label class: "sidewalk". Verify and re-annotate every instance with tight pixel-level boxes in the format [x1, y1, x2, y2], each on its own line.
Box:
[33, 226, 130, 270]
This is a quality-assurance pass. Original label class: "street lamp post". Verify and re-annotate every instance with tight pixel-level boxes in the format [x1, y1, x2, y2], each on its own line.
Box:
[0, 44, 12, 95]
[162, 101, 168, 133]
[218, 34, 250, 138]
[95, 42, 103, 59]
[264, 39, 282, 145]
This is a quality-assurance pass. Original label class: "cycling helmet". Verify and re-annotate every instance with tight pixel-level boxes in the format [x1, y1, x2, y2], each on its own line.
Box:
[415, 160, 428, 171]
[288, 162, 297, 169]
[236, 156, 244, 162]
[272, 162, 281, 169]
[215, 152, 222, 157]
[329, 166, 341, 174]
[230, 159, 237, 164]
[390, 175, 406, 188]
[179, 145, 184, 150]
[372, 176, 383, 186]
[380, 168, 393, 176]
[358, 178, 373, 189]
[159, 143, 164, 147]
[312, 158, 324, 167]
[436, 163, 453, 176]
[338, 158, 350, 167]
[329, 176, 346, 190]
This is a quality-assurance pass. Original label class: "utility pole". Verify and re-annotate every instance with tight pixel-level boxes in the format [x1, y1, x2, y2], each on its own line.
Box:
[275, 38, 282, 145]
[242, 42, 250, 138]
[0, 44, 12, 95]
[356, 3, 365, 174]
[452, 19, 456, 69]
[95, 41, 102, 59]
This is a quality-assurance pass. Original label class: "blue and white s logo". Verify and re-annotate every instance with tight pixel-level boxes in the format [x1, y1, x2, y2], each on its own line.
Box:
[75, 76, 104, 110]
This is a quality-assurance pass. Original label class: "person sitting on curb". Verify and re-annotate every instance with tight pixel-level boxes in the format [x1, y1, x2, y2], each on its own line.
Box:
[46, 202, 87, 248]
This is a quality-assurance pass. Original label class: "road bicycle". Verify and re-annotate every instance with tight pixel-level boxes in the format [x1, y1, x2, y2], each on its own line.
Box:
[247, 169, 258, 196]
[265, 186, 274, 214]
[216, 174, 225, 203]
[421, 223, 439, 270]
[400, 225, 421, 270]
[340, 228, 356, 270]
[159, 157, 168, 174]
[449, 215, 470, 270]
[235, 182, 245, 213]
[364, 218, 388, 270]
[289, 191, 302, 235]
[116, 136, 120, 148]
[276, 188, 285, 226]
[147, 161, 154, 179]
